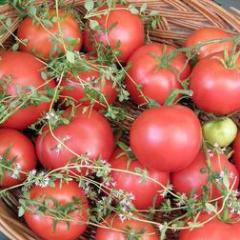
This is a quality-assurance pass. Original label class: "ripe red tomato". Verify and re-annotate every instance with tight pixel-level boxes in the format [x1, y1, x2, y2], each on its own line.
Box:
[171, 151, 239, 199]
[96, 214, 159, 240]
[83, 5, 145, 62]
[0, 51, 54, 129]
[0, 128, 37, 187]
[190, 54, 240, 114]
[233, 132, 240, 171]
[125, 43, 190, 105]
[109, 149, 169, 210]
[60, 69, 117, 110]
[179, 213, 237, 240]
[185, 27, 233, 59]
[36, 107, 114, 173]
[130, 105, 202, 172]
[17, 9, 82, 59]
[24, 181, 88, 240]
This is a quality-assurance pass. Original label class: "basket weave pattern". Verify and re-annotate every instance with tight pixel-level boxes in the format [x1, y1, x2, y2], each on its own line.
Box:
[0, 1, 239, 240]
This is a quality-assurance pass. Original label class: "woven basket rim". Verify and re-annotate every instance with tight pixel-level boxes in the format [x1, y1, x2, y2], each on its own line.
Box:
[0, 1, 240, 240]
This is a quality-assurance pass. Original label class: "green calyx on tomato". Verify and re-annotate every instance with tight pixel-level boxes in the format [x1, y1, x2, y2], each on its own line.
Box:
[203, 117, 237, 147]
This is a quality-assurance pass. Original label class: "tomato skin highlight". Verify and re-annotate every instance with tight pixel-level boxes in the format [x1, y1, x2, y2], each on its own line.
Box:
[60, 70, 117, 110]
[109, 149, 169, 210]
[190, 55, 240, 115]
[130, 105, 202, 172]
[0, 128, 37, 187]
[96, 214, 159, 240]
[17, 9, 82, 60]
[0, 51, 54, 129]
[125, 43, 190, 105]
[36, 107, 114, 174]
[83, 6, 145, 63]
[171, 151, 239, 199]
[24, 181, 89, 240]
[185, 27, 233, 59]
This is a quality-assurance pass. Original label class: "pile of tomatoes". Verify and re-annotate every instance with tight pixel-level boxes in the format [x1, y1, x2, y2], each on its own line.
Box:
[0, 2, 240, 240]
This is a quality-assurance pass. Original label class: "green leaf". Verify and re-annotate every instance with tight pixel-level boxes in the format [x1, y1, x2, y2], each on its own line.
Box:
[0, 0, 8, 5]
[223, 172, 230, 189]
[205, 203, 217, 213]
[5, 18, 12, 28]
[41, 71, 48, 81]
[89, 20, 99, 31]
[12, 42, 19, 51]
[84, 0, 94, 12]
[27, 5, 37, 16]
[149, 10, 159, 16]
[140, 3, 147, 13]
[128, 5, 139, 15]
[66, 51, 75, 63]
[18, 206, 25, 217]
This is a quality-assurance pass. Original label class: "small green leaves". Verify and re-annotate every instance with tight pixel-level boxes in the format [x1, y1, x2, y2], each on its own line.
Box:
[128, 4, 139, 15]
[84, 0, 94, 12]
[89, 19, 99, 31]
[18, 206, 25, 217]
[66, 51, 75, 63]
[205, 203, 217, 214]
[134, 167, 148, 183]
[11, 42, 19, 51]
[27, 5, 37, 17]
[140, 3, 147, 14]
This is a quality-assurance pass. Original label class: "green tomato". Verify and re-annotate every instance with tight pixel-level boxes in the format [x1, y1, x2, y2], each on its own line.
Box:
[203, 118, 237, 147]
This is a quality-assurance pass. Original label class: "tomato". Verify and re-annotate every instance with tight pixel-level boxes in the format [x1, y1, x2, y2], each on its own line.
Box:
[96, 214, 159, 240]
[130, 105, 202, 172]
[83, 5, 144, 63]
[190, 54, 240, 115]
[125, 43, 190, 105]
[185, 27, 233, 59]
[0, 51, 54, 129]
[109, 149, 169, 210]
[60, 68, 117, 110]
[0, 128, 36, 187]
[179, 213, 237, 240]
[24, 181, 88, 240]
[171, 151, 239, 199]
[36, 107, 114, 173]
[233, 132, 240, 171]
[203, 118, 237, 147]
[17, 9, 82, 60]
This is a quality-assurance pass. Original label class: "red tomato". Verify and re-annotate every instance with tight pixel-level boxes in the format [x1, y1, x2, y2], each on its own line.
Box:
[130, 105, 202, 172]
[233, 131, 240, 171]
[185, 27, 233, 59]
[110, 149, 169, 210]
[0, 128, 37, 187]
[36, 107, 114, 173]
[190, 54, 240, 115]
[171, 151, 239, 199]
[24, 181, 88, 240]
[60, 69, 117, 110]
[96, 214, 159, 240]
[179, 213, 237, 240]
[17, 9, 82, 59]
[125, 43, 190, 105]
[0, 51, 54, 129]
[83, 5, 144, 62]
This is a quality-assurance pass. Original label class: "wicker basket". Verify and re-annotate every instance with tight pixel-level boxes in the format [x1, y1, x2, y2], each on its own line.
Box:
[0, 1, 239, 240]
